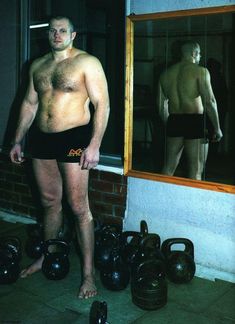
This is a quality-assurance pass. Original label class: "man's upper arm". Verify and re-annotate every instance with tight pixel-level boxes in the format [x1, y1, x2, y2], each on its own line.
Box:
[157, 79, 167, 116]
[198, 67, 215, 104]
[83, 56, 109, 108]
[24, 63, 39, 106]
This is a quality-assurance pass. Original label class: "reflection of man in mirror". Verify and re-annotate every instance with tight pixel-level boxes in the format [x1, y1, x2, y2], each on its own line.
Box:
[157, 41, 223, 180]
[206, 58, 228, 154]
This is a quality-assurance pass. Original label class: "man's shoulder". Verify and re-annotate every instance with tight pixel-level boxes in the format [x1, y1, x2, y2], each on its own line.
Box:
[74, 50, 100, 63]
[30, 53, 50, 70]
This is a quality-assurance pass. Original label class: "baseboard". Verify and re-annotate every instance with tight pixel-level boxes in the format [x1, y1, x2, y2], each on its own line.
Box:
[196, 264, 235, 283]
[0, 210, 36, 224]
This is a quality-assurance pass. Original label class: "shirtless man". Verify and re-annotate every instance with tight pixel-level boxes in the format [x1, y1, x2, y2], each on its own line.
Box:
[9, 16, 110, 299]
[158, 41, 222, 180]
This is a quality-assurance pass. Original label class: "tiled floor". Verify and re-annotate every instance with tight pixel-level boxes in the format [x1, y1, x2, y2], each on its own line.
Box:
[0, 216, 235, 324]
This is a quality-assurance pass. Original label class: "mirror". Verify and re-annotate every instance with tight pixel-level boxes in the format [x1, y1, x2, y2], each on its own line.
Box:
[124, 6, 235, 193]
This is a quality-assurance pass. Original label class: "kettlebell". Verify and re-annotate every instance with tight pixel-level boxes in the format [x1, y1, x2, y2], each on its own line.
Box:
[25, 223, 44, 259]
[94, 230, 120, 270]
[120, 231, 142, 267]
[161, 238, 196, 284]
[89, 300, 108, 324]
[0, 236, 21, 284]
[131, 234, 165, 277]
[131, 259, 167, 310]
[0, 236, 22, 263]
[100, 245, 130, 291]
[127, 220, 148, 247]
[42, 239, 70, 280]
[95, 223, 122, 251]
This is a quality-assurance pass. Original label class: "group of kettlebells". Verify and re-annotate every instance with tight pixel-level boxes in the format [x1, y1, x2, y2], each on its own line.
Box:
[0, 221, 72, 284]
[24, 222, 72, 281]
[94, 219, 196, 311]
[0, 236, 22, 284]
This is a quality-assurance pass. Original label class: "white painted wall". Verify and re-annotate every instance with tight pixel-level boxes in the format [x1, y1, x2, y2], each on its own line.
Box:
[124, 0, 235, 282]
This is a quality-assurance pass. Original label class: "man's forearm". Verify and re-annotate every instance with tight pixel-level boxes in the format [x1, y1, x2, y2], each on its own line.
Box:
[206, 99, 221, 132]
[12, 102, 38, 145]
[89, 104, 110, 148]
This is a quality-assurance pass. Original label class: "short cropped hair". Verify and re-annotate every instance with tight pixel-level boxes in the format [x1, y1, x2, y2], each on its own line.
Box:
[49, 16, 75, 33]
[181, 41, 200, 57]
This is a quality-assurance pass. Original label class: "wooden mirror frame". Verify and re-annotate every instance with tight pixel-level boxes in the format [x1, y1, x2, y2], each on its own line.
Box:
[124, 5, 235, 194]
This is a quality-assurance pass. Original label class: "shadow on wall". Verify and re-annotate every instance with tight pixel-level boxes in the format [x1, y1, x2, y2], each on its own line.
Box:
[3, 61, 31, 152]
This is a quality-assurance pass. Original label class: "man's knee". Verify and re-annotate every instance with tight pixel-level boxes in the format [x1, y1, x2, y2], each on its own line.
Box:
[40, 191, 62, 210]
[70, 201, 93, 224]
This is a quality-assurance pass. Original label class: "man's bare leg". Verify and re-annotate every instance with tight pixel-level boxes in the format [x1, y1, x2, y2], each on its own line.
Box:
[76, 218, 97, 299]
[59, 162, 97, 299]
[162, 137, 184, 175]
[184, 139, 209, 180]
[21, 159, 63, 278]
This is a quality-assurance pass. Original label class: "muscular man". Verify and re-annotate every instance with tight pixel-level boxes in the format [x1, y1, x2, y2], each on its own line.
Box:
[158, 41, 222, 180]
[9, 16, 110, 298]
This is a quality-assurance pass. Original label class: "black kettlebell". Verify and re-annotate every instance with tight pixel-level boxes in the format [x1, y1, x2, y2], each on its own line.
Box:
[121, 231, 142, 267]
[89, 300, 108, 324]
[95, 223, 122, 250]
[94, 230, 120, 270]
[25, 223, 44, 259]
[100, 245, 130, 291]
[0, 236, 22, 263]
[0, 236, 21, 284]
[161, 238, 196, 284]
[131, 234, 165, 277]
[42, 239, 70, 280]
[127, 220, 149, 246]
[131, 259, 167, 310]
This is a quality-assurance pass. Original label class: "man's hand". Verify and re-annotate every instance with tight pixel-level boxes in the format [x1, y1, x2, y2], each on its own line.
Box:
[80, 145, 100, 170]
[212, 129, 223, 142]
[9, 144, 25, 164]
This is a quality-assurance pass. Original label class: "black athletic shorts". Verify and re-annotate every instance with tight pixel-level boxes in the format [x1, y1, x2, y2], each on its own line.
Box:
[27, 123, 92, 162]
[166, 114, 206, 139]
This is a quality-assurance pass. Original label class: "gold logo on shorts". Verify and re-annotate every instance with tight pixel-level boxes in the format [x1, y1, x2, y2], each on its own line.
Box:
[67, 148, 83, 157]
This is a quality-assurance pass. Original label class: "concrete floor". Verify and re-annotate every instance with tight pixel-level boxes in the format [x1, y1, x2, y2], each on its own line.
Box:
[0, 216, 235, 324]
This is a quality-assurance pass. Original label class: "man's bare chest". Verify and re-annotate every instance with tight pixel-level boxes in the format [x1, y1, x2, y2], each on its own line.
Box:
[34, 60, 82, 93]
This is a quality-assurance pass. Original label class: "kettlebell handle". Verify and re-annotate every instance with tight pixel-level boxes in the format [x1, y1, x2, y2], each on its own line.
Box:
[139, 233, 161, 249]
[43, 239, 70, 256]
[121, 231, 141, 245]
[140, 220, 148, 235]
[161, 238, 194, 259]
[135, 259, 165, 279]
[1, 236, 21, 248]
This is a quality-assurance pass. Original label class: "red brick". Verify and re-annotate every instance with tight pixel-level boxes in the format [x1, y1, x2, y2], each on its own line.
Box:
[89, 190, 103, 201]
[4, 173, 23, 183]
[0, 190, 20, 202]
[113, 183, 127, 195]
[102, 193, 126, 206]
[14, 183, 31, 194]
[13, 165, 27, 176]
[99, 172, 123, 184]
[12, 204, 30, 216]
[0, 201, 12, 210]
[114, 206, 126, 218]
[89, 169, 99, 180]
[90, 180, 113, 193]
[20, 195, 35, 207]
[91, 202, 113, 215]
[0, 180, 13, 190]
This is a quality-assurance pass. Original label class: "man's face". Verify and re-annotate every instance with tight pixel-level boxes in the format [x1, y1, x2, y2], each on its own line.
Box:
[194, 47, 201, 65]
[48, 19, 76, 51]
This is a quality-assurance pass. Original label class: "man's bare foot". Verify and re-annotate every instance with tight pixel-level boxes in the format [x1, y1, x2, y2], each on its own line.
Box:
[78, 274, 97, 299]
[20, 256, 44, 278]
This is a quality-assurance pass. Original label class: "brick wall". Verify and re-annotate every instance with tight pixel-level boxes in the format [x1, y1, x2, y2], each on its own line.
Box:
[0, 153, 127, 227]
